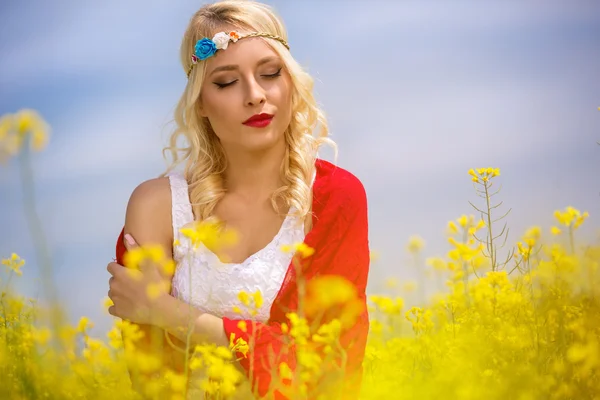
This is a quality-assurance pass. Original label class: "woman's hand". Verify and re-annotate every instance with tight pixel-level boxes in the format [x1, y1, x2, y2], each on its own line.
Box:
[107, 234, 170, 325]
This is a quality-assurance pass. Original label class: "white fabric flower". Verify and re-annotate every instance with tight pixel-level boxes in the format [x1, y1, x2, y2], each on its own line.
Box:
[212, 32, 231, 50]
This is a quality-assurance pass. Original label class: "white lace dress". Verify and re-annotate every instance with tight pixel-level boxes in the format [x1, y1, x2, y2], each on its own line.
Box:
[167, 172, 307, 398]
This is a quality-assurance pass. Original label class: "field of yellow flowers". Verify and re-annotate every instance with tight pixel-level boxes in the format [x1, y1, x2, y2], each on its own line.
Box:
[1, 110, 598, 399]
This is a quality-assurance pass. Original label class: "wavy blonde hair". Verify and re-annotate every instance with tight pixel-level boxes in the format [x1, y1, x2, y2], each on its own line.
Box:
[161, 0, 336, 221]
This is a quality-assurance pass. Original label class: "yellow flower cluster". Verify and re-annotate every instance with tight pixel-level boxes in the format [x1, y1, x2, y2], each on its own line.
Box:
[553, 206, 589, 232]
[2, 253, 25, 276]
[468, 167, 500, 183]
[180, 219, 238, 259]
[0, 109, 49, 162]
[232, 289, 263, 317]
[281, 242, 315, 258]
[188, 343, 244, 397]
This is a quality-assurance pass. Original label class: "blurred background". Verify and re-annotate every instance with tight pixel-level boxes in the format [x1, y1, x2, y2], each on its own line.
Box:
[1, 0, 599, 336]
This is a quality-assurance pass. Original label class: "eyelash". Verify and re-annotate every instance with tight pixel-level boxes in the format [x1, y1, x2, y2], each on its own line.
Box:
[214, 67, 282, 89]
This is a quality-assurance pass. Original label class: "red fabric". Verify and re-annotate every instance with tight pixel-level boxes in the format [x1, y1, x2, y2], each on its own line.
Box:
[115, 159, 370, 399]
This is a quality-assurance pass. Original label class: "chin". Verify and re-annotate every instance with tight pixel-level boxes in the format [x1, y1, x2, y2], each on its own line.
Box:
[241, 128, 285, 152]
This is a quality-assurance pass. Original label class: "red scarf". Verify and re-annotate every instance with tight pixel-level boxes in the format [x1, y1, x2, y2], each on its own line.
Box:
[116, 159, 370, 399]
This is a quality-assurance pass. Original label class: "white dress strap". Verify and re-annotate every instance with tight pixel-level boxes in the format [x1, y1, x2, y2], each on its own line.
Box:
[167, 173, 194, 260]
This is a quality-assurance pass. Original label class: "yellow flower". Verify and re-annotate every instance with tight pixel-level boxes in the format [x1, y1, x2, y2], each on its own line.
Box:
[553, 206, 589, 229]
[237, 291, 250, 306]
[279, 362, 293, 380]
[106, 327, 123, 349]
[14, 109, 50, 152]
[162, 260, 176, 275]
[426, 257, 447, 272]
[146, 282, 168, 300]
[123, 246, 161, 270]
[286, 312, 310, 345]
[102, 297, 114, 310]
[165, 370, 187, 393]
[303, 276, 363, 328]
[0, 114, 14, 141]
[447, 221, 459, 235]
[229, 334, 249, 358]
[2, 253, 25, 276]
[402, 280, 417, 292]
[522, 226, 541, 248]
[31, 327, 52, 346]
[407, 235, 425, 253]
[468, 219, 486, 236]
[180, 219, 238, 253]
[550, 226, 562, 235]
[457, 215, 470, 228]
[470, 167, 500, 182]
[76, 317, 93, 334]
[281, 242, 315, 258]
[517, 242, 532, 261]
[370, 295, 404, 315]
[252, 290, 264, 309]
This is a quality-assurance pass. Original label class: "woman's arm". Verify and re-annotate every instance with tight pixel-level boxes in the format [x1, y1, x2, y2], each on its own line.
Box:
[115, 178, 187, 392]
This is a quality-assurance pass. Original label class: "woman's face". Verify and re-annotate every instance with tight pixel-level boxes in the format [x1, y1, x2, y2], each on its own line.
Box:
[198, 34, 293, 154]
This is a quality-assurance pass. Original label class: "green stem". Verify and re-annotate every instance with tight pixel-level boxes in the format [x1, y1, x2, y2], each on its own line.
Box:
[483, 182, 496, 271]
[568, 226, 575, 255]
[18, 146, 63, 340]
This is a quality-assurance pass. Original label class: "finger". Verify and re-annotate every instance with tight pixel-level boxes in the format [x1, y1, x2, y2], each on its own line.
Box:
[108, 305, 116, 317]
[123, 233, 139, 251]
[107, 262, 118, 276]
[107, 262, 125, 277]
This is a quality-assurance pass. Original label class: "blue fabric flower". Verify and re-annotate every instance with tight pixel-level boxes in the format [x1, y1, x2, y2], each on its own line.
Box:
[195, 38, 217, 60]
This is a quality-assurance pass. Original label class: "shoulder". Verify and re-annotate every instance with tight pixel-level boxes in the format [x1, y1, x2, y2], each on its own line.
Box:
[314, 159, 367, 213]
[125, 176, 173, 244]
[315, 159, 367, 200]
[127, 177, 172, 215]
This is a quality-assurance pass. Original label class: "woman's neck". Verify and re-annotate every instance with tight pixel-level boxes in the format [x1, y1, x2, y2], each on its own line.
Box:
[223, 145, 286, 201]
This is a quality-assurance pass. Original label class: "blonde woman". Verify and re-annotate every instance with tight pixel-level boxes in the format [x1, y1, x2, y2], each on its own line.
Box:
[106, 1, 370, 398]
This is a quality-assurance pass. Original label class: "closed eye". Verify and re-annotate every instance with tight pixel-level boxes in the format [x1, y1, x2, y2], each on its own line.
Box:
[262, 67, 282, 78]
[213, 67, 283, 89]
[214, 80, 237, 89]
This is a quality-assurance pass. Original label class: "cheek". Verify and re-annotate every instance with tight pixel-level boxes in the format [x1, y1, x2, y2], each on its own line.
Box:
[275, 78, 294, 117]
[201, 91, 235, 129]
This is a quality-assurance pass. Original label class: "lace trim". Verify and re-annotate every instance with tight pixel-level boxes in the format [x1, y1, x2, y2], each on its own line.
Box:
[168, 173, 194, 260]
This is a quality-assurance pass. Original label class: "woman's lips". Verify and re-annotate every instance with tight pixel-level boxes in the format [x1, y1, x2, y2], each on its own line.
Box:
[243, 117, 273, 128]
[243, 113, 274, 128]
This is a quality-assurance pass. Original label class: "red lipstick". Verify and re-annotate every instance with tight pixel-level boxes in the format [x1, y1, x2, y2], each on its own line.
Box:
[243, 113, 274, 128]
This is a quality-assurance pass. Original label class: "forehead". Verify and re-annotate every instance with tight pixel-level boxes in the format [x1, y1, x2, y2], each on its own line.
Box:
[204, 36, 280, 73]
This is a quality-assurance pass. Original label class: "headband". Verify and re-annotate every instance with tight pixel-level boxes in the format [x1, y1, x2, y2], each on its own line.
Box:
[186, 31, 290, 78]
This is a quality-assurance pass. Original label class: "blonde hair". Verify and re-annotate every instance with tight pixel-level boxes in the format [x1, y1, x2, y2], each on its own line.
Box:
[162, 0, 336, 221]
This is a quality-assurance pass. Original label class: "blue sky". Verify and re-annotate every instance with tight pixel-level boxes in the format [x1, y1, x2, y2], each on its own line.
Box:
[1, 0, 599, 335]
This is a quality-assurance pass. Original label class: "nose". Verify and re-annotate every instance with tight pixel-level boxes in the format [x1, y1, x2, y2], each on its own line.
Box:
[243, 76, 266, 107]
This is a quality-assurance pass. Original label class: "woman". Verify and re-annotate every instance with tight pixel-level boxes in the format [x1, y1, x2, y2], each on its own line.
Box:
[106, 1, 370, 399]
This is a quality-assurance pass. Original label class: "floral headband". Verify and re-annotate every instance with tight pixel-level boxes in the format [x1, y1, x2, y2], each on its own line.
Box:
[186, 31, 290, 77]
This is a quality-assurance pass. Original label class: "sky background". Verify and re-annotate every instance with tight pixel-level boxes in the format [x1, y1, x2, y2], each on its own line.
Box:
[1, 0, 599, 336]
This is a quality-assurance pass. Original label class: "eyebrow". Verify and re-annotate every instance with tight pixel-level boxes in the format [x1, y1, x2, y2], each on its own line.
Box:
[208, 56, 280, 77]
